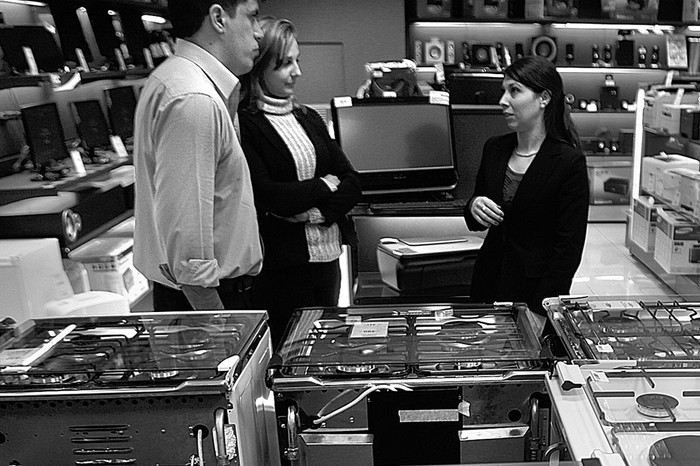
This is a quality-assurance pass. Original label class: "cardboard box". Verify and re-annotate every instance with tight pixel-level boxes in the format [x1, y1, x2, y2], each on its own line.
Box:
[587, 158, 632, 205]
[644, 90, 698, 133]
[68, 237, 149, 305]
[631, 197, 658, 253]
[653, 208, 700, 274]
[678, 168, 700, 219]
[641, 154, 700, 196]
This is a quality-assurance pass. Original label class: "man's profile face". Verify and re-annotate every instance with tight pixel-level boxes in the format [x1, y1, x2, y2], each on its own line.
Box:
[221, 0, 262, 76]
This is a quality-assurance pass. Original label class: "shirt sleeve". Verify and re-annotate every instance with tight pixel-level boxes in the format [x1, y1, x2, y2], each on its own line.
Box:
[151, 93, 225, 287]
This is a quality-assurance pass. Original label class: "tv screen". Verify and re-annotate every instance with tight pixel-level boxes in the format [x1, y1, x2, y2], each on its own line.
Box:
[104, 86, 137, 140]
[0, 26, 65, 73]
[331, 97, 457, 195]
[72, 100, 111, 150]
[21, 102, 69, 167]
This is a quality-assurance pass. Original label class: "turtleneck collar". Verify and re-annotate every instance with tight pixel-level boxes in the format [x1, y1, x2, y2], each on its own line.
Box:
[257, 91, 294, 115]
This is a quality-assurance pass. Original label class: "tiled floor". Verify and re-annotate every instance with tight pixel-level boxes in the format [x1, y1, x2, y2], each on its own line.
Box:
[571, 223, 674, 298]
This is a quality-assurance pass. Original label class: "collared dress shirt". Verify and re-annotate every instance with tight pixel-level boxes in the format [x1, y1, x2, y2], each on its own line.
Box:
[133, 39, 263, 289]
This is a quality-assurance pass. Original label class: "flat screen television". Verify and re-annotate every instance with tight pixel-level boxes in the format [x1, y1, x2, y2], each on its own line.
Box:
[104, 86, 137, 140]
[21, 102, 69, 169]
[331, 97, 457, 195]
[71, 99, 111, 154]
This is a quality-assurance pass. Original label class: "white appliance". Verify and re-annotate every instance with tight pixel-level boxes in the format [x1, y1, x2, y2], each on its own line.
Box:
[44, 290, 130, 316]
[0, 238, 74, 323]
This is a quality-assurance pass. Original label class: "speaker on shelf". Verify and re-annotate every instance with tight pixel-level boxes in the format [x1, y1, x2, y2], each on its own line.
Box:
[425, 38, 445, 64]
[616, 39, 635, 67]
[531, 36, 557, 62]
[565, 43, 574, 65]
[471, 43, 495, 66]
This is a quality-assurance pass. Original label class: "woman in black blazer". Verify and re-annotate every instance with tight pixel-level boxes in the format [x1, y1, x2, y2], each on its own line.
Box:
[463, 56, 589, 335]
[239, 17, 361, 345]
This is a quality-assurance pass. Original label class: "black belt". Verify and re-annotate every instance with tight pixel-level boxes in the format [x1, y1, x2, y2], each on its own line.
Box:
[219, 275, 255, 293]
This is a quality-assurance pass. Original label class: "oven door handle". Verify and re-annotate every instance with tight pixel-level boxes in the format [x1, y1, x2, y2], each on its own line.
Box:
[285, 404, 300, 462]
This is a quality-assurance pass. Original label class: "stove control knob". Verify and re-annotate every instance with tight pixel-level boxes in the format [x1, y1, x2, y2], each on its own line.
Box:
[62, 209, 82, 243]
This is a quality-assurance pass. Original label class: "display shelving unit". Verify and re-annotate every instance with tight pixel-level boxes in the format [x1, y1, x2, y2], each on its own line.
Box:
[626, 84, 700, 295]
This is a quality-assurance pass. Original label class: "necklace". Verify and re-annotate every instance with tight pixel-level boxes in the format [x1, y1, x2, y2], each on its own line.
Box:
[514, 148, 538, 158]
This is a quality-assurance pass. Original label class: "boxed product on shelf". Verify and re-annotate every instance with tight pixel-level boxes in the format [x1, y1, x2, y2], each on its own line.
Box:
[653, 208, 700, 274]
[678, 168, 700, 219]
[631, 197, 658, 253]
[643, 90, 698, 133]
[609, 0, 658, 21]
[587, 158, 632, 205]
[661, 168, 685, 207]
[68, 237, 149, 305]
[641, 153, 700, 196]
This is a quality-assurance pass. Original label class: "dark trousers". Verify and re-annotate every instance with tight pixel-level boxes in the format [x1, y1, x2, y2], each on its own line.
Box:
[153, 275, 255, 311]
[252, 260, 341, 349]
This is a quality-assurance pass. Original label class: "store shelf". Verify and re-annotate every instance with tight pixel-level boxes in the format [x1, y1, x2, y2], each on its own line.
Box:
[627, 237, 700, 296]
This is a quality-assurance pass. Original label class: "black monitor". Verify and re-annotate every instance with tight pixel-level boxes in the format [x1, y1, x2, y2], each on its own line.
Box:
[0, 26, 65, 73]
[446, 72, 504, 105]
[21, 102, 69, 170]
[331, 97, 457, 195]
[104, 86, 137, 140]
[71, 99, 111, 154]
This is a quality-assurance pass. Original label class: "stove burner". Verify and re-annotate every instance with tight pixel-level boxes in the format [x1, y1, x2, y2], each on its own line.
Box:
[335, 364, 376, 374]
[149, 369, 179, 379]
[158, 328, 214, 362]
[437, 361, 482, 371]
[436, 321, 491, 349]
[636, 393, 679, 418]
[649, 435, 700, 466]
[598, 314, 640, 335]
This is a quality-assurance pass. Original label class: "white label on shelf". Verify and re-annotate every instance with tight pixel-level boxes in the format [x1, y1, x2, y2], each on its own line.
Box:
[595, 343, 615, 353]
[22, 46, 38, 75]
[350, 322, 388, 338]
[429, 90, 450, 106]
[345, 315, 362, 324]
[333, 96, 353, 108]
[110, 135, 129, 159]
[69, 149, 87, 176]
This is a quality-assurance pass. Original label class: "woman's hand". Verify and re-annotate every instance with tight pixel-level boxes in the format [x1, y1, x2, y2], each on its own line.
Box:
[322, 174, 340, 191]
[470, 196, 504, 227]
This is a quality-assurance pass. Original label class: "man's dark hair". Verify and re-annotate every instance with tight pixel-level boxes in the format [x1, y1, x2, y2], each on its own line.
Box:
[168, 0, 245, 39]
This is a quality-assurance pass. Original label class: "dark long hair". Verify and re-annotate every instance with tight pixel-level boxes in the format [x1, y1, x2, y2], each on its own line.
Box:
[504, 55, 580, 148]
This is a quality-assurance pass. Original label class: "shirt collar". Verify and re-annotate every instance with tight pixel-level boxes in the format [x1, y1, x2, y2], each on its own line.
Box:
[174, 38, 239, 100]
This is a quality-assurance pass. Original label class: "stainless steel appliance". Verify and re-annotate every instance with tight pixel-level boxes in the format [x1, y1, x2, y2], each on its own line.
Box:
[267, 303, 559, 465]
[544, 296, 700, 466]
[0, 311, 280, 465]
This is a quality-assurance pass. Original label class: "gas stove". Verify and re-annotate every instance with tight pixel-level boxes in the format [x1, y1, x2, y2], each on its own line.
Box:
[544, 296, 700, 466]
[269, 303, 558, 465]
[273, 303, 547, 385]
[0, 311, 280, 465]
[544, 297, 700, 365]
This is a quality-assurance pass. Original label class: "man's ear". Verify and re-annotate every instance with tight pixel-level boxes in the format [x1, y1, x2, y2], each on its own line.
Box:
[208, 4, 227, 34]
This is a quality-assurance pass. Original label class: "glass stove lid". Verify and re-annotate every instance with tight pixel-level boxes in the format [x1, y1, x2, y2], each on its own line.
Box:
[274, 304, 545, 378]
[0, 311, 266, 388]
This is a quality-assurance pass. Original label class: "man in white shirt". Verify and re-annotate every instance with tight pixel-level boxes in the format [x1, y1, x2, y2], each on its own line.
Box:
[133, 0, 264, 310]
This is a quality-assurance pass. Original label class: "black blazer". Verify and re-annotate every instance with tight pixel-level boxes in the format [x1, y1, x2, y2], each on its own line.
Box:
[463, 133, 589, 314]
[239, 105, 361, 270]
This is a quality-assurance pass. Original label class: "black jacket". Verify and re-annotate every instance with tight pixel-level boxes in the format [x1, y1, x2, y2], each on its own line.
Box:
[239, 105, 361, 270]
[463, 133, 589, 315]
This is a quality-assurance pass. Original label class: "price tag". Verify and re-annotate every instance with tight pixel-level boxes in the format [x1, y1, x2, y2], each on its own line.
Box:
[333, 96, 353, 108]
[590, 370, 609, 383]
[69, 149, 87, 176]
[350, 322, 388, 338]
[429, 90, 450, 106]
[110, 135, 129, 159]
